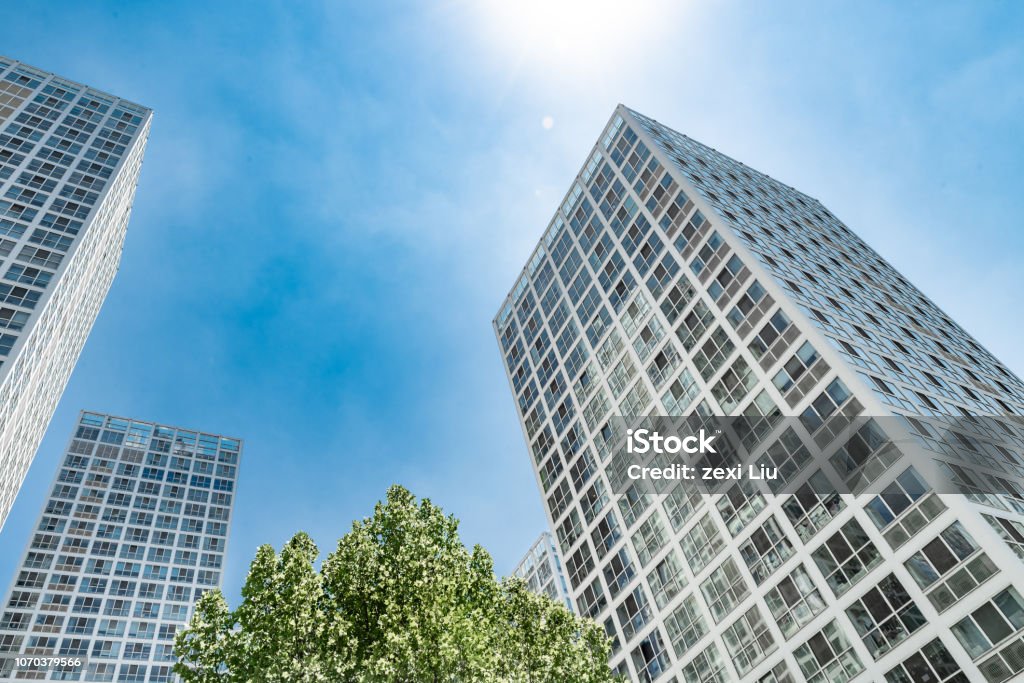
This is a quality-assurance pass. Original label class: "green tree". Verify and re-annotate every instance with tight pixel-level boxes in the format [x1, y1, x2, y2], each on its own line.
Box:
[174, 485, 616, 682]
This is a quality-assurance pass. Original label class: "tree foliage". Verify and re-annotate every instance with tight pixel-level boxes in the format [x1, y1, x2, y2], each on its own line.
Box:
[175, 485, 616, 682]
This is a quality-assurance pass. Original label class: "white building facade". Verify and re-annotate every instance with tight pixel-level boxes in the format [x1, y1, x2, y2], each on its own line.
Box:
[0, 411, 241, 682]
[494, 105, 1024, 682]
[0, 57, 151, 531]
[512, 531, 574, 612]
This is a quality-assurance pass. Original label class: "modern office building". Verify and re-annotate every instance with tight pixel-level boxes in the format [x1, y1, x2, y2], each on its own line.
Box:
[0, 57, 151, 531]
[0, 411, 241, 682]
[512, 531, 574, 612]
[494, 105, 1024, 682]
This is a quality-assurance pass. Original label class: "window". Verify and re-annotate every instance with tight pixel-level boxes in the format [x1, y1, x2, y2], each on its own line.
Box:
[609, 274, 638, 312]
[905, 521, 997, 612]
[546, 480, 571, 521]
[630, 628, 671, 683]
[661, 368, 699, 416]
[556, 245, 582, 287]
[619, 379, 651, 417]
[149, 666, 174, 683]
[984, 513, 1024, 561]
[59, 638, 90, 659]
[765, 564, 825, 640]
[0, 306, 29, 331]
[690, 231, 724, 276]
[608, 356, 637, 399]
[749, 310, 791, 360]
[0, 283, 41, 309]
[734, 390, 781, 452]
[664, 592, 707, 659]
[707, 254, 745, 302]
[771, 341, 820, 393]
[701, 557, 749, 623]
[716, 480, 765, 536]
[846, 573, 926, 659]
[680, 642, 728, 683]
[811, 518, 881, 596]
[863, 466, 929, 529]
[646, 253, 680, 299]
[548, 301, 572, 338]
[952, 587, 1024, 659]
[591, 511, 623, 560]
[550, 398, 575, 435]
[884, 638, 966, 683]
[596, 329, 624, 370]
[617, 585, 653, 641]
[580, 478, 609, 524]
[576, 578, 607, 620]
[17, 244, 63, 269]
[712, 357, 757, 412]
[831, 419, 899, 491]
[723, 605, 776, 676]
[632, 511, 668, 566]
[630, 319, 663, 362]
[5, 263, 54, 287]
[693, 326, 735, 380]
[8, 590, 38, 608]
[618, 484, 650, 528]
[799, 379, 853, 433]
[594, 419, 622, 460]
[793, 620, 864, 683]
[657, 187, 692, 236]
[660, 282, 695, 324]
[633, 234, 664, 277]
[538, 452, 562, 492]
[662, 482, 702, 532]
[757, 661, 796, 683]
[565, 543, 594, 588]
[681, 513, 724, 574]
[646, 342, 682, 388]
[569, 448, 597, 491]
[574, 284, 599, 327]
[726, 280, 767, 328]
[647, 549, 687, 609]
[781, 470, 844, 542]
[759, 428, 811, 493]
[597, 249, 626, 291]
[620, 293, 651, 336]
[574, 363, 596, 405]
[676, 300, 714, 351]
[602, 547, 636, 599]
[739, 516, 794, 585]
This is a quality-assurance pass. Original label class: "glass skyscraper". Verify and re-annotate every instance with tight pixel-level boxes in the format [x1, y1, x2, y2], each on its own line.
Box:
[0, 57, 151, 531]
[512, 531, 574, 612]
[0, 411, 241, 682]
[495, 105, 1024, 682]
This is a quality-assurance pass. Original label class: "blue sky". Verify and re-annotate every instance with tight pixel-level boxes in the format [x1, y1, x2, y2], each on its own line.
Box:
[0, 1, 1022, 600]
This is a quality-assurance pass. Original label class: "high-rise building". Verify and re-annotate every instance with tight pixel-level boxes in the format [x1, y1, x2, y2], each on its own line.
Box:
[0, 57, 151, 531]
[0, 411, 241, 682]
[511, 531, 574, 612]
[494, 105, 1024, 682]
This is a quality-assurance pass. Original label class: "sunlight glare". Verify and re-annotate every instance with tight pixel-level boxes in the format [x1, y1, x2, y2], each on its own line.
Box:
[473, 0, 676, 79]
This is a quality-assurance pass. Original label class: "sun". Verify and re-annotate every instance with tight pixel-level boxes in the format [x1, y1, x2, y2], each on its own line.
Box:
[469, 0, 678, 81]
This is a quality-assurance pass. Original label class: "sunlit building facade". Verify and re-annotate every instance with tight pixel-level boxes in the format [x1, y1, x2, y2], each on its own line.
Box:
[0, 57, 151, 531]
[0, 411, 241, 682]
[495, 105, 1024, 682]
[512, 531, 574, 612]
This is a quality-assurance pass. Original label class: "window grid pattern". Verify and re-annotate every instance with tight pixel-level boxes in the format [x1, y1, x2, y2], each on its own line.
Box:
[0, 59, 152, 536]
[495, 105, 1024, 681]
[0, 412, 240, 682]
